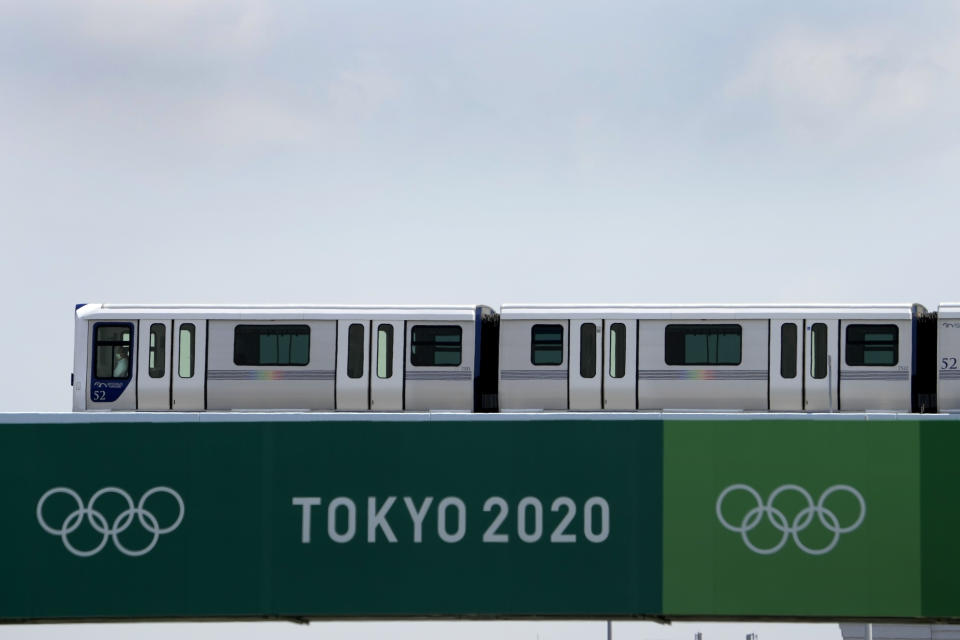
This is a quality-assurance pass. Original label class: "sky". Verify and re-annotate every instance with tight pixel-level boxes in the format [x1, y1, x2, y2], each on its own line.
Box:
[4, 0, 960, 638]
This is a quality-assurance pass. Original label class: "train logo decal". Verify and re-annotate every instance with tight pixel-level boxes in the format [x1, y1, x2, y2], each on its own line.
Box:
[92, 381, 124, 389]
[37, 487, 185, 557]
[715, 484, 866, 556]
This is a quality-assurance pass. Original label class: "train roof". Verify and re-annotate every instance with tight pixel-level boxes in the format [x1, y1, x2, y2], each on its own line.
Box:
[500, 303, 921, 320]
[77, 304, 482, 322]
[76, 303, 933, 321]
[939, 303, 960, 318]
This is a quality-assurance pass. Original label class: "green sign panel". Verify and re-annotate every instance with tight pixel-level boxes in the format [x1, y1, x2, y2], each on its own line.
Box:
[663, 418, 922, 618]
[920, 420, 960, 619]
[2, 413, 960, 622]
[0, 415, 662, 620]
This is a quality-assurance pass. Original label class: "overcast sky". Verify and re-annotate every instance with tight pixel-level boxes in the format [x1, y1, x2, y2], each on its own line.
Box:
[5, 1, 960, 638]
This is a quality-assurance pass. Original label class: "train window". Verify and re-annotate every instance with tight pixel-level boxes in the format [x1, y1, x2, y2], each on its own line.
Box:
[811, 323, 827, 379]
[846, 325, 898, 366]
[665, 324, 741, 365]
[580, 323, 596, 378]
[94, 324, 132, 380]
[609, 323, 626, 378]
[179, 324, 195, 378]
[149, 323, 165, 378]
[234, 325, 310, 366]
[531, 324, 564, 365]
[347, 323, 364, 379]
[780, 323, 797, 379]
[411, 326, 462, 366]
[377, 324, 394, 379]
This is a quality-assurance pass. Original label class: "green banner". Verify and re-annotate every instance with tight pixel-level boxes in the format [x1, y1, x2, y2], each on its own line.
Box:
[0, 416, 662, 620]
[920, 420, 960, 618]
[662, 418, 922, 618]
[4, 413, 960, 622]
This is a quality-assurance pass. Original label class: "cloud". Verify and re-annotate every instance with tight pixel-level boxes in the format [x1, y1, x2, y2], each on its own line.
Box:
[724, 23, 960, 138]
[0, 1, 409, 153]
[0, 0, 272, 58]
[171, 94, 321, 147]
[326, 67, 402, 123]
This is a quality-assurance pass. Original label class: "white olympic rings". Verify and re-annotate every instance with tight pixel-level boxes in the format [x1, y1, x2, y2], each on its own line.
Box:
[715, 484, 865, 556]
[37, 487, 185, 557]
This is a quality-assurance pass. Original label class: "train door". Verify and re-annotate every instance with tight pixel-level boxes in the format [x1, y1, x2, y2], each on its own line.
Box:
[137, 320, 172, 410]
[803, 319, 838, 411]
[370, 320, 403, 411]
[569, 319, 602, 410]
[769, 319, 802, 410]
[86, 321, 137, 410]
[336, 320, 369, 410]
[172, 320, 206, 411]
[603, 320, 637, 410]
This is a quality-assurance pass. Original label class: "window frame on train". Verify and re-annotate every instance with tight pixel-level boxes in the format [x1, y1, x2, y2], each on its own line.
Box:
[664, 324, 742, 366]
[411, 325, 462, 366]
[531, 324, 564, 366]
[780, 323, 798, 379]
[580, 322, 597, 378]
[376, 324, 394, 379]
[233, 324, 311, 367]
[148, 323, 166, 379]
[845, 324, 899, 367]
[93, 323, 134, 380]
[347, 323, 365, 379]
[609, 322, 626, 378]
[179, 323, 196, 379]
[810, 322, 828, 379]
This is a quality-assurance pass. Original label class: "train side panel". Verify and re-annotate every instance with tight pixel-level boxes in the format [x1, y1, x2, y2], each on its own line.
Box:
[404, 320, 475, 411]
[206, 320, 336, 410]
[637, 319, 768, 410]
[838, 319, 912, 411]
[72, 310, 88, 411]
[498, 319, 569, 410]
[938, 309, 960, 411]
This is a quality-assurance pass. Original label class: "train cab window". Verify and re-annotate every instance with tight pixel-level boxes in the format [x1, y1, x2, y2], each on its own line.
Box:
[609, 323, 626, 378]
[811, 323, 827, 379]
[580, 323, 597, 378]
[377, 324, 393, 379]
[780, 323, 797, 379]
[846, 325, 898, 366]
[531, 324, 563, 365]
[179, 324, 195, 378]
[411, 326, 462, 366]
[234, 325, 310, 366]
[665, 324, 742, 365]
[149, 323, 166, 378]
[94, 324, 132, 380]
[347, 323, 365, 378]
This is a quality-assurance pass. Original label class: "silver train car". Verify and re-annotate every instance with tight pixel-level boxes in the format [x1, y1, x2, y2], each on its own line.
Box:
[72, 304, 499, 412]
[72, 302, 960, 413]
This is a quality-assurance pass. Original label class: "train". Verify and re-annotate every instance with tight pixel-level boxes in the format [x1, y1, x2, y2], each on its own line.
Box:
[71, 302, 960, 413]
